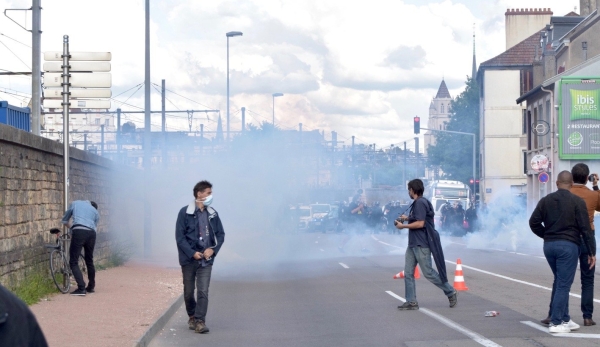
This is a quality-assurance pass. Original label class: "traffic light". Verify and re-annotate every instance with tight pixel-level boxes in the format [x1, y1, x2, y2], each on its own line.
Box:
[469, 178, 474, 184]
[414, 116, 420, 134]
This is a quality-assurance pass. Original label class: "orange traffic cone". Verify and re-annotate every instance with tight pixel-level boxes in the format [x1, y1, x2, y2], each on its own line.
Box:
[393, 266, 421, 279]
[453, 259, 469, 291]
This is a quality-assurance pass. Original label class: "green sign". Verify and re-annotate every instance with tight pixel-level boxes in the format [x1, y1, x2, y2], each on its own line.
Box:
[559, 78, 600, 159]
[569, 89, 600, 120]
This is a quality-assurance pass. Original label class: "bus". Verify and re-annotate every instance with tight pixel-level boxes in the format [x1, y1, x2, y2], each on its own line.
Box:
[424, 180, 471, 224]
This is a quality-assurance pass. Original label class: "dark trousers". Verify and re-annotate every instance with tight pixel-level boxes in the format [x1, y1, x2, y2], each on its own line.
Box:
[580, 241, 595, 319]
[182, 262, 212, 322]
[69, 229, 96, 291]
[544, 240, 579, 325]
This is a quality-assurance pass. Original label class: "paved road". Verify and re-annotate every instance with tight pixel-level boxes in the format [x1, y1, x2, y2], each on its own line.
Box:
[150, 230, 600, 347]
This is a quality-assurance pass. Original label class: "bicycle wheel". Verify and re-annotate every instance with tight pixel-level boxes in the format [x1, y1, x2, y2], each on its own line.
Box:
[50, 250, 70, 293]
[78, 254, 88, 278]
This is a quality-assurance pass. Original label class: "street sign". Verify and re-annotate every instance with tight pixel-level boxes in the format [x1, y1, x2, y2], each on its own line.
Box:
[44, 88, 112, 98]
[538, 172, 550, 183]
[44, 51, 111, 61]
[44, 73, 111, 88]
[43, 61, 111, 72]
[43, 99, 111, 109]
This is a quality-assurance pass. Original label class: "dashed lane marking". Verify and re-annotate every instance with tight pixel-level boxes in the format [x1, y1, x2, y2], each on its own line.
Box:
[386, 291, 502, 347]
[339, 263, 349, 269]
[446, 261, 600, 304]
[521, 321, 600, 338]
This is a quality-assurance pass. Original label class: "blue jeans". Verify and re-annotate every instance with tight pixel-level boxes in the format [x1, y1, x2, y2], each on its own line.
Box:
[404, 246, 455, 303]
[544, 240, 579, 325]
[182, 263, 213, 322]
[547, 240, 595, 319]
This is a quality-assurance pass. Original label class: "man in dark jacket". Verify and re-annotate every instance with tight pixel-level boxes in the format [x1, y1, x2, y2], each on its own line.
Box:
[175, 180, 225, 334]
[529, 171, 596, 334]
[0, 284, 48, 347]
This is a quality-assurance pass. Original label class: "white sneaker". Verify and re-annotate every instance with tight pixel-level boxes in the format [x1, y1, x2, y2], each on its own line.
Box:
[567, 320, 580, 331]
[549, 322, 571, 333]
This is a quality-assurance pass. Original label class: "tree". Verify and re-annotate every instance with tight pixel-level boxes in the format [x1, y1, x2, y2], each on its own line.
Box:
[427, 77, 480, 184]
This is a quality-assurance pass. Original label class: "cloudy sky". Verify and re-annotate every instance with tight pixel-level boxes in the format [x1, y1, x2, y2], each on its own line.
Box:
[0, 0, 578, 149]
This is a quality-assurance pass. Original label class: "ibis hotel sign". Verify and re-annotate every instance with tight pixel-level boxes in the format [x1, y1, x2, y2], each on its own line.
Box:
[559, 78, 600, 159]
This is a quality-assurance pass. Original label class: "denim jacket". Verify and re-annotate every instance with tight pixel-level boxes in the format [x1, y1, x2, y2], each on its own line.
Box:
[175, 201, 225, 266]
[61, 200, 100, 231]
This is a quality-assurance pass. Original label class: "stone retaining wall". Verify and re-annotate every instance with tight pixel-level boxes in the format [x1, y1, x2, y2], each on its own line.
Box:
[0, 123, 125, 288]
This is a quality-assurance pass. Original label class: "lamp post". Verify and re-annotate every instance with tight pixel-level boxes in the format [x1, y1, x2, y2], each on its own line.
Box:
[226, 31, 243, 141]
[272, 92, 283, 126]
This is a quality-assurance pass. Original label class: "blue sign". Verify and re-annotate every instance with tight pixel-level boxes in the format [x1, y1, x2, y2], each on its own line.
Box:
[539, 172, 550, 183]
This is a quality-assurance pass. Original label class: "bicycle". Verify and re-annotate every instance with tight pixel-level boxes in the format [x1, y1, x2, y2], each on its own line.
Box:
[46, 228, 87, 293]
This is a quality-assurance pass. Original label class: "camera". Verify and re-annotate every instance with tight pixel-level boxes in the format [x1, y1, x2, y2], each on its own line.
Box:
[590, 174, 598, 182]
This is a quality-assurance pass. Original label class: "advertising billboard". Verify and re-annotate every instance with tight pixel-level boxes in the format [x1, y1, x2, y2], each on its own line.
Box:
[559, 78, 600, 159]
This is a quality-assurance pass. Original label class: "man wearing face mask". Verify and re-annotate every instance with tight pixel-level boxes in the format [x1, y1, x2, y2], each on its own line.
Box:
[175, 180, 225, 334]
[394, 179, 457, 310]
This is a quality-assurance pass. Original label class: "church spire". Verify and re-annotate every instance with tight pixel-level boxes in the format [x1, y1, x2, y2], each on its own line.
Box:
[472, 23, 477, 80]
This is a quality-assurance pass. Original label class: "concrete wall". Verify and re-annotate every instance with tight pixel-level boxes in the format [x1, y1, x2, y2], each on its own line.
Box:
[556, 15, 600, 72]
[0, 123, 122, 289]
[505, 9, 552, 50]
[480, 70, 528, 203]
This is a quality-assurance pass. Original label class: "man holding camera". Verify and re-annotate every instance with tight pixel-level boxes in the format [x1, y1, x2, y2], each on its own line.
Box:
[530, 170, 595, 333]
[541, 165, 600, 327]
[394, 179, 457, 310]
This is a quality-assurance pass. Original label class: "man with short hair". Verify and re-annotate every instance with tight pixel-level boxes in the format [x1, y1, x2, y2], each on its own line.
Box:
[530, 171, 596, 333]
[175, 180, 225, 334]
[61, 200, 99, 296]
[395, 179, 457, 310]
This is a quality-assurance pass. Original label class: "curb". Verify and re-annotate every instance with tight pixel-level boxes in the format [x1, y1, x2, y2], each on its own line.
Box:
[133, 294, 184, 347]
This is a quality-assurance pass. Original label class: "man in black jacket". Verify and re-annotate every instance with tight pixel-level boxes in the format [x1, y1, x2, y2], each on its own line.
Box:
[0, 284, 48, 346]
[529, 170, 596, 334]
[175, 180, 225, 334]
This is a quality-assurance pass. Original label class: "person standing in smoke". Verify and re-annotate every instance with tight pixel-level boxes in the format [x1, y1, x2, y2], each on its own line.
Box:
[175, 180, 225, 334]
[395, 179, 457, 311]
[540, 164, 600, 327]
[529, 171, 595, 333]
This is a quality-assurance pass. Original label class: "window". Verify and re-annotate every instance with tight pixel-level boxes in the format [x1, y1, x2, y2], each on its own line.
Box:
[105, 119, 110, 126]
[439, 125, 442, 130]
[95, 118, 100, 125]
[441, 104, 444, 113]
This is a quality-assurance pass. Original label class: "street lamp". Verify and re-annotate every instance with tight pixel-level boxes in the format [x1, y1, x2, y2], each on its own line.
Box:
[226, 31, 243, 141]
[272, 93, 283, 126]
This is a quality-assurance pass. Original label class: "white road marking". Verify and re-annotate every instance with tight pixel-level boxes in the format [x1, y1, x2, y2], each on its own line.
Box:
[386, 291, 502, 347]
[521, 321, 600, 338]
[339, 263, 349, 269]
[371, 235, 403, 249]
[446, 261, 600, 303]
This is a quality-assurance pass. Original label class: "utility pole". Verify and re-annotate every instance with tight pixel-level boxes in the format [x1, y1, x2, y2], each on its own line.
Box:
[161, 79, 167, 167]
[32, 0, 41, 135]
[143, 0, 152, 257]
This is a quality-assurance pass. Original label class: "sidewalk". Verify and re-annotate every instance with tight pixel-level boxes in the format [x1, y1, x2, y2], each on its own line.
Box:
[30, 260, 183, 347]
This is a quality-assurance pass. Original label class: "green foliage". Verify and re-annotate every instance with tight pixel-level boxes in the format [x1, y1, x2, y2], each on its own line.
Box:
[97, 239, 134, 270]
[13, 272, 57, 306]
[427, 77, 480, 184]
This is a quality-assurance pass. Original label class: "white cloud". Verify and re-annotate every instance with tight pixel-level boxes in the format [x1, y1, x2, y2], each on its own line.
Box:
[0, 0, 578, 147]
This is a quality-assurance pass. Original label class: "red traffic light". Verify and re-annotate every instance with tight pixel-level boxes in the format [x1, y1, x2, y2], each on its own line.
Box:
[413, 116, 420, 134]
[469, 179, 474, 184]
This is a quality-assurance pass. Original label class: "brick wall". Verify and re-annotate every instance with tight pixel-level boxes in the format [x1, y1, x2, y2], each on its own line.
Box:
[0, 123, 125, 288]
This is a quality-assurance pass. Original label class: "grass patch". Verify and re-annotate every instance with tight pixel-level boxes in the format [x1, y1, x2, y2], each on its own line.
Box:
[13, 272, 57, 306]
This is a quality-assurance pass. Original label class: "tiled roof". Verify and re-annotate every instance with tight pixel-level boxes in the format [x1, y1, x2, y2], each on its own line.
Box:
[435, 80, 451, 98]
[480, 30, 543, 67]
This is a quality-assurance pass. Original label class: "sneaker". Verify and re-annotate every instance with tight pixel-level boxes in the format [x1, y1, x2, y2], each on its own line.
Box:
[397, 301, 419, 310]
[549, 322, 571, 333]
[448, 291, 458, 308]
[567, 320, 580, 331]
[195, 320, 209, 334]
[85, 287, 95, 293]
[70, 289, 86, 296]
[188, 317, 196, 330]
